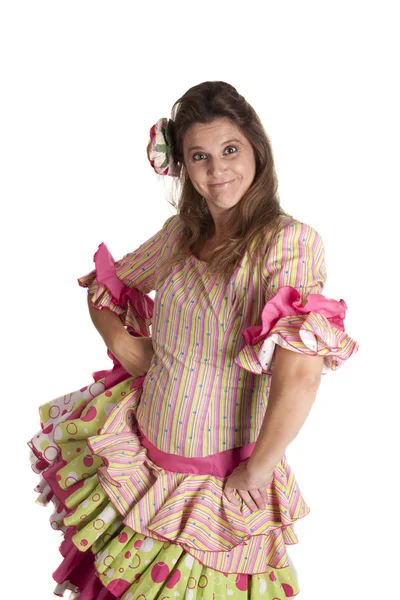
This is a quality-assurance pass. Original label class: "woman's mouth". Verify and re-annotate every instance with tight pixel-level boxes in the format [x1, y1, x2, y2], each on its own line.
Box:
[209, 179, 235, 188]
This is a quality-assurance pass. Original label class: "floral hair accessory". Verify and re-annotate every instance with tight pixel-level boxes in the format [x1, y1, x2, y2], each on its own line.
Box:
[146, 117, 181, 177]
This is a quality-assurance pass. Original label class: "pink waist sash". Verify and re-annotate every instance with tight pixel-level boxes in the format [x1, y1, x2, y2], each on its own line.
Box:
[136, 422, 256, 478]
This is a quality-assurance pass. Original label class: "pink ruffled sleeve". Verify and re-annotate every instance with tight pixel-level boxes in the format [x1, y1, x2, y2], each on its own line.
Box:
[234, 220, 359, 375]
[77, 215, 178, 335]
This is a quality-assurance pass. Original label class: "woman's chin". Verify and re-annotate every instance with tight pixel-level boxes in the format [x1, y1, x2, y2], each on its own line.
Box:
[210, 196, 242, 211]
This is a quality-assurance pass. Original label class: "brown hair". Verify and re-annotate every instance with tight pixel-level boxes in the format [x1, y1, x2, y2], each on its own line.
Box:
[162, 81, 293, 280]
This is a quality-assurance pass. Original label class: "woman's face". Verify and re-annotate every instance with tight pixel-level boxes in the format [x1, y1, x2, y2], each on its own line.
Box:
[182, 118, 257, 223]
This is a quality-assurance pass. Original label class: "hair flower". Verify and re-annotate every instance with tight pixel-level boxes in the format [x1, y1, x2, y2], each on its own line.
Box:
[146, 117, 181, 177]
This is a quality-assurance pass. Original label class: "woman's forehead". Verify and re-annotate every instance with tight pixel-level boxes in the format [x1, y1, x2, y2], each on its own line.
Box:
[183, 118, 244, 149]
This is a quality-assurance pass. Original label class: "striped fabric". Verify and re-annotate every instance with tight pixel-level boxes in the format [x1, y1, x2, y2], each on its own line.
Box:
[234, 311, 359, 375]
[79, 215, 358, 458]
[77, 219, 178, 337]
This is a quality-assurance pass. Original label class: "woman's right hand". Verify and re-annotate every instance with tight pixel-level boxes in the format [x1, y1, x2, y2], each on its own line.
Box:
[110, 332, 155, 378]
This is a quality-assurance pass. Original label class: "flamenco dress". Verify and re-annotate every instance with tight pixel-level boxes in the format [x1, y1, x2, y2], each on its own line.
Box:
[28, 215, 359, 599]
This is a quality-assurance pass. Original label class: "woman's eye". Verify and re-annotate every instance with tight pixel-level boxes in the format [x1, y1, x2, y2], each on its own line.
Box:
[192, 146, 238, 161]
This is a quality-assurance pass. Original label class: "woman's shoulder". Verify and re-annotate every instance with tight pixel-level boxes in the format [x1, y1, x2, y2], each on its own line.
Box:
[162, 214, 184, 238]
[262, 216, 323, 253]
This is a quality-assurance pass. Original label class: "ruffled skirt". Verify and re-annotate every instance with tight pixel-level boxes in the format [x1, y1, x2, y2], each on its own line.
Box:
[28, 369, 308, 599]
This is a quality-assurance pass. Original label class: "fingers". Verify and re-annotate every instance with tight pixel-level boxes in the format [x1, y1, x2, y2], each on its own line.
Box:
[225, 487, 267, 511]
[253, 488, 267, 510]
[237, 490, 258, 512]
[223, 486, 240, 506]
[243, 489, 266, 511]
[259, 487, 268, 506]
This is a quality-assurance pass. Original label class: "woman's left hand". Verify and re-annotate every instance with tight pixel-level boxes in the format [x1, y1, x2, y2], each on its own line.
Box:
[223, 460, 274, 512]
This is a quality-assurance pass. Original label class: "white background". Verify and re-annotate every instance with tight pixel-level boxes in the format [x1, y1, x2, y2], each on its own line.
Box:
[1, 1, 399, 598]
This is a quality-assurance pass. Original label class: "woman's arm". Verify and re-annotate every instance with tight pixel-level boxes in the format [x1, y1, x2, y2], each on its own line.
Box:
[224, 346, 324, 511]
[87, 297, 154, 377]
[248, 345, 324, 473]
[224, 221, 357, 511]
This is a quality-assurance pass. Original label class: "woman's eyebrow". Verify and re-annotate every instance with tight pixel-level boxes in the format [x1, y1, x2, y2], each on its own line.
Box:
[187, 138, 243, 152]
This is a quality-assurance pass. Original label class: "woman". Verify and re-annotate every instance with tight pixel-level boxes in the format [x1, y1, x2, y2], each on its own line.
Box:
[29, 81, 359, 599]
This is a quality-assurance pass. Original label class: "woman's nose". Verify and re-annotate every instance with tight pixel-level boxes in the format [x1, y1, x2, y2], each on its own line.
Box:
[207, 156, 228, 177]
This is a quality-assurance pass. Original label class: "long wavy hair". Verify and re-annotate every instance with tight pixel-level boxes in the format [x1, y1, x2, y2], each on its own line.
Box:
[162, 81, 293, 280]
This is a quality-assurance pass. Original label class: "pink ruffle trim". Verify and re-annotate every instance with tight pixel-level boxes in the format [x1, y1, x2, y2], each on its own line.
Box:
[77, 242, 154, 321]
[241, 286, 347, 346]
[234, 286, 359, 375]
